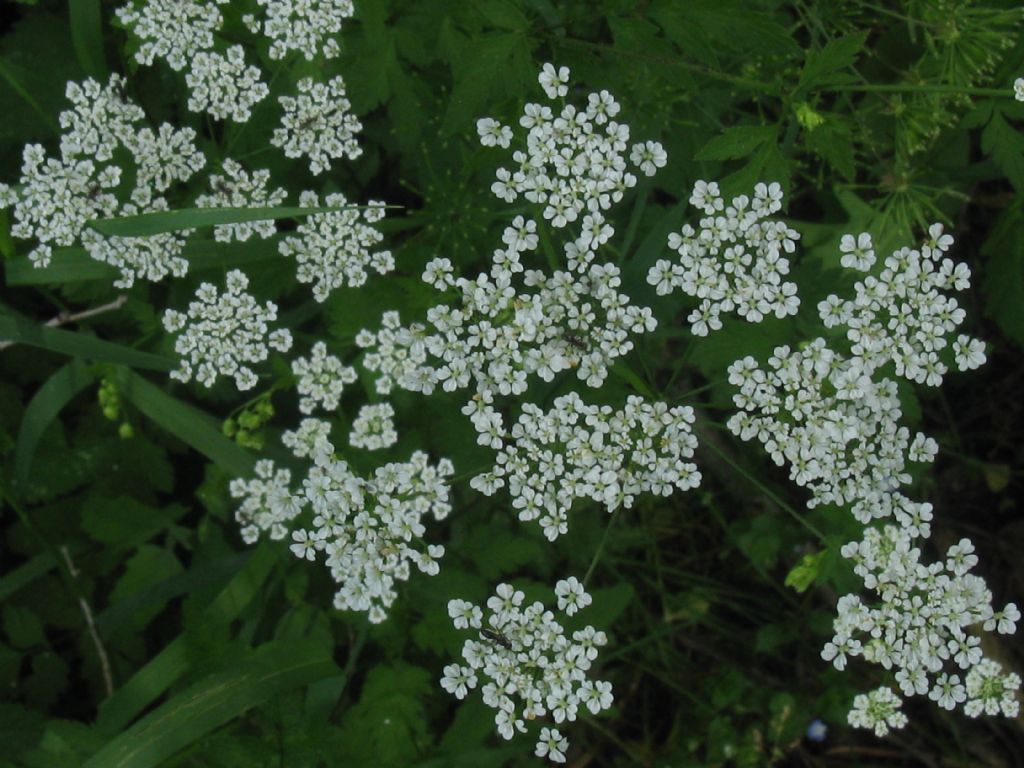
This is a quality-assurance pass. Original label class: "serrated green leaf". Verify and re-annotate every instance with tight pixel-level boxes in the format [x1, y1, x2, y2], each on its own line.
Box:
[982, 110, 1024, 191]
[981, 204, 1024, 348]
[695, 125, 776, 162]
[83, 639, 336, 768]
[14, 359, 94, 489]
[0, 315, 173, 371]
[441, 33, 522, 135]
[799, 33, 866, 91]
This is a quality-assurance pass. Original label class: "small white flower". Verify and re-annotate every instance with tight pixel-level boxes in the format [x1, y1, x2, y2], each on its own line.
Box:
[534, 727, 568, 763]
[1015, 77, 1024, 102]
[555, 577, 592, 615]
[538, 63, 570, 99]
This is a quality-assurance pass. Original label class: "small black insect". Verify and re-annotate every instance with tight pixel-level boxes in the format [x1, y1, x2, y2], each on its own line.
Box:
[85, 182, 102, 201]
[480, 628, 513, 650]
[564, 333, 588, 352]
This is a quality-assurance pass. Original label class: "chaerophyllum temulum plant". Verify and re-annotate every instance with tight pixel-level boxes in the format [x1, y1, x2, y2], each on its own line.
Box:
[2, 0, 1024, 763]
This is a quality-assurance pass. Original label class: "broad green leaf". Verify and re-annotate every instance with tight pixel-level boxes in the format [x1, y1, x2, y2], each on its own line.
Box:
[695, 125, 777, 162]
[112, 368, 256, 477]
[2, 605, 45, 649]
[798, 33, 866, 91]
[0, 552, 58, 603]
[80, 496, 186, 549]
[68, 0, 107, 80]
[0, 315, 173, 371]
[88, 204, 398, 238]
[108, 545, 184, 633]
[14, 360, 94, 489]
[477, 0, 529, 30]
[83, 639, 337, 768]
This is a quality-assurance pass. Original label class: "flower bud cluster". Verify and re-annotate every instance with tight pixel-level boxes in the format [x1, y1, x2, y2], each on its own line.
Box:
[479, 64, 663, 226]
[827, 524, 1020, 733]
[443, 580, 612, 763]
[272, 77, 363, 175]
[469, 393, 701, 540]
[291, 341, 357, 414]
[244, 0, 354, 61]
[195, 160, 287, 243]
[162, 270, 293, 391]
[647, 180, 800, 335]
[818, 224, 984, 386]
[349, 403, 398, 451]
[279, 191, 393, 301]
[0, 75, 204, 286]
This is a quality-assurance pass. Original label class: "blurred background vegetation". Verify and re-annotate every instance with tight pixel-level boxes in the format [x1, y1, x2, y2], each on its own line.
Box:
[1, 0, 1023, 765]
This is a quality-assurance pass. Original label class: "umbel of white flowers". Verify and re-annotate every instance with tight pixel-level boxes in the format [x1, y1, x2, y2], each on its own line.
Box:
[444, 580, 611, 764]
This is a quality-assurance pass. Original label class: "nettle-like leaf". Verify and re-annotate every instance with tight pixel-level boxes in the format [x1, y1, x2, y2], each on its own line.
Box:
[336, 662, 433, 764]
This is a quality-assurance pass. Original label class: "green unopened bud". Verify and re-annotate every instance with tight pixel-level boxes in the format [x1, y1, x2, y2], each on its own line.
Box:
[118, 422, 134, 439]
[795, 102, 825, 131]
[238, 410, 261, 429]
[102, 405, 120, 421]
[222, 418, 237, 437]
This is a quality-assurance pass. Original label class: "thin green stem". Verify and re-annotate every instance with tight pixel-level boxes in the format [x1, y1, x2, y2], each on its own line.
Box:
[698, 424, 828, 544]
[583, 508, 621, 588]
[827, 83, 1009, 97]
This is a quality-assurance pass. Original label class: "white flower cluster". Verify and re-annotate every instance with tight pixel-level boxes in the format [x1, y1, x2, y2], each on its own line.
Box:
[818, 224, 984, 386]
[195, 160, 287, 243]
[480, 63, 664, 226]
[846, 687, 907, 737]
[116, 0, 266, 123]
[1015, 77, 1024, 102]
[162, 270, 293, 391]
[184, 46, 269, 122]
[0, 75, 204, 286]
[274, 421, 451, 623]
[116, 0, 228, 71]
[229, 459, 301, 544]
[244, 0, 354, 60]
[279, 191, 393, 301]
[469, 393, 701, 540]
[358, 253, 656, 399]
[443, 581, 612, 763]
[272, 76, 363, 175]
[349, 403, 398, 451]
[291, 341, 357, 414]
[826, 524, 1020, 733]
[727, 340, 935, 520]
[647, 180, 800, 336]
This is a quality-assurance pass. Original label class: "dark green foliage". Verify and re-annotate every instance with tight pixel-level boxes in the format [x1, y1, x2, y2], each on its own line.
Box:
[2, 0, 1024, 766]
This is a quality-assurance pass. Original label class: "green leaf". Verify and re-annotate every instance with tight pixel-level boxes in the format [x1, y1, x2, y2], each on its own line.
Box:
[981, 110, 1024, 192]
[695, 125, 777, 162]
[14, 360, 94, 489]
[68, 0, 107, 80]
[441, 33, 524, 135]
[798, 33, 866, 91]
[108, 545, 184, 633]
[784, 550, 828, 593]
[96, 545, 278, 735]
[5, 248, 119, 285]
[83, 639, 337, 768]
[981, 204, 1024, 348]
[112, 368, 256, 477]
[477, 0, 529, 30]
[80, 496, 186, 549]
[2, 605, 45, 649]
[88, 204, 395, 238]
[0, 315, 174, 371]
[0, 552, 58, 603]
